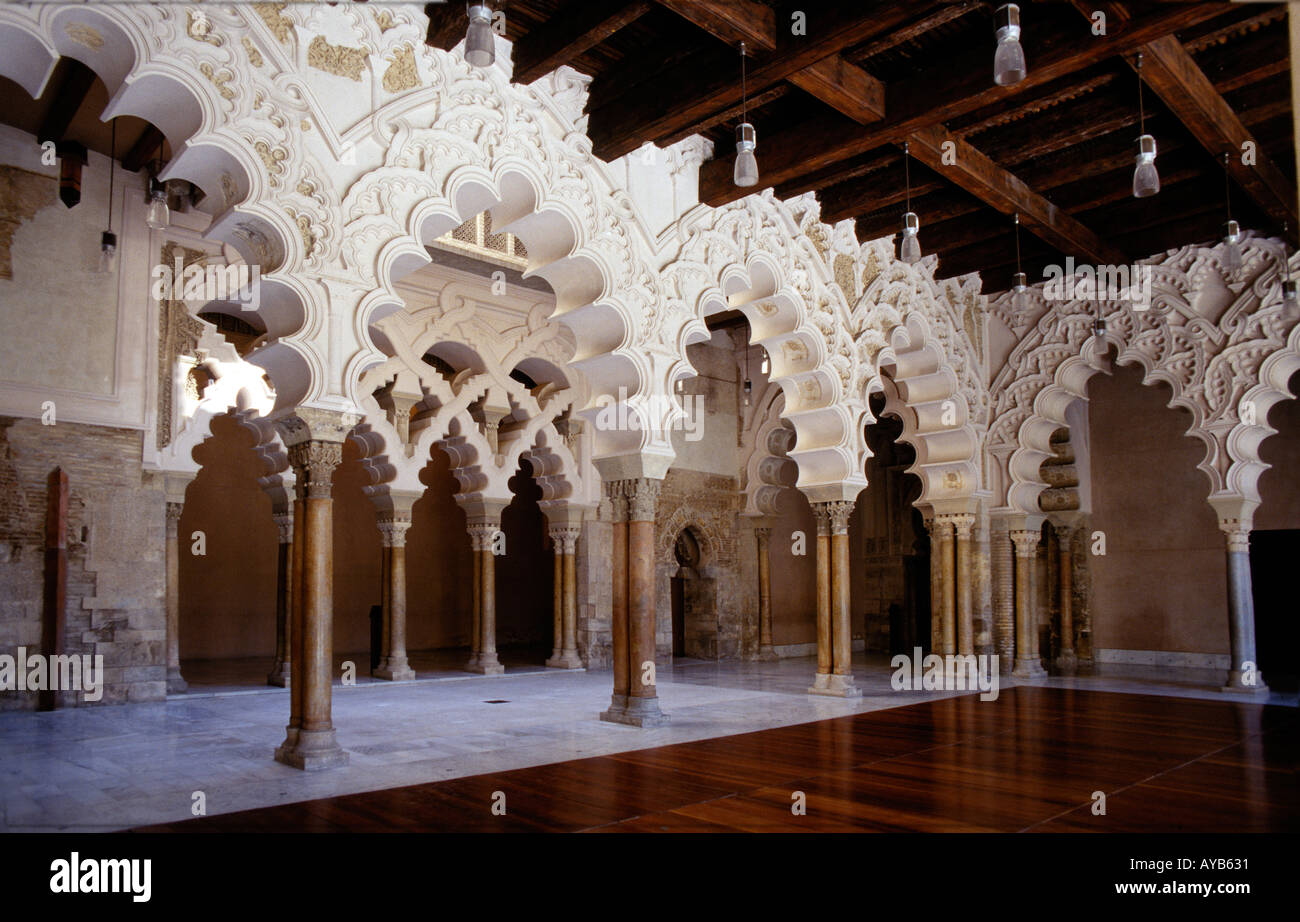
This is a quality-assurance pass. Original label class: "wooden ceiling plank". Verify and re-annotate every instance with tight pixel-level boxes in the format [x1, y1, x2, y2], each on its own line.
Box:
[121, 125, 165, 174]
[38, 59, 96, 146]
[699, 2, 1228, 206]
[590, 1, 922, 161]
[512, 1, 652, 85]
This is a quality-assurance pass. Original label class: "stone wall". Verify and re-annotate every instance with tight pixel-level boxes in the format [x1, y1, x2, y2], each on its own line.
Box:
[0, 417, 166, 708]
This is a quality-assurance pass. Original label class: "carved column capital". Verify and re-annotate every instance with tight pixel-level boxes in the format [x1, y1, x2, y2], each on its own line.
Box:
[812, 503, 832, 537]
[548, 524, 581, 555]
[1052, 522, 1073, 544]
[943, 512, 976, 539]
[165, 502, 184, 539]
[1220, 522, 1251, 553]
[754, 526, 772, 543]
[272, 510, 294, 544]
[467, 521, 499, 551]
[1009, 529, 1041, 557]
[288, 440, 344, 500]
[377, 518, 412, 548]
[624, 477, 661, 522]
[603, 479, 629, 523]
[825, 500, 855, 535]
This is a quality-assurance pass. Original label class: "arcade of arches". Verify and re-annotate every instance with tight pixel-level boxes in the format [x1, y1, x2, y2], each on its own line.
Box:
[0, 1, 1296, 814]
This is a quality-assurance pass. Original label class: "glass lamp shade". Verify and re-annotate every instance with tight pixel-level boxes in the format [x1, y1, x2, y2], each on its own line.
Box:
[1223, 220, 1243, 274]
[146, 180, 170, 230]
[899, 211, 921, 264]
[1283, 278, 1299, 321]
[993, 5, 1025, 86]
[743, 379, 752, 407]
[1133, 134, 1159, 198]
[465, 5, 495, 68]
[1011, 271, 1029, 316]
[1092, 316, 1107, 357]
[734, 123, 759, 188]
[98, 230, 117, 274]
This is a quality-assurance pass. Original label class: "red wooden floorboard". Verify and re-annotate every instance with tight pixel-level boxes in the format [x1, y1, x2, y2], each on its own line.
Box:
[135, 687, 1299, 833]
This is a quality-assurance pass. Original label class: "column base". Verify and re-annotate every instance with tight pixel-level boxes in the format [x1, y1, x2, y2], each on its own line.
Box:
[808, 673, 862, 697]
[465, 653, 480, 670]
[755, 645, 779, 662]
[601, 695, 669, 727]
[1053, 650, 1077, 676]
[1012, 657, 1048, 678]
[275, 728, 349, 771]
[266, 661, 290, 687]
[166, 668, 188, 694]
[599, 693, 628, 723]
[466, 655, 505, 676]
[1222, 674, 1269, 696]
[373, 661, 416, 681]
[273, 726, 300, 763]
[546, 651, 584, 669]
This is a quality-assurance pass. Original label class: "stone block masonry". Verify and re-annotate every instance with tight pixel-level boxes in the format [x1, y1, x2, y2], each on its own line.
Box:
[0, 417, 166, 709]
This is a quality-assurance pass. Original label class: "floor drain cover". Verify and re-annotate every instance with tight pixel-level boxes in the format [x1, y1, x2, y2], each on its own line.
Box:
[483, 699, 510, 704]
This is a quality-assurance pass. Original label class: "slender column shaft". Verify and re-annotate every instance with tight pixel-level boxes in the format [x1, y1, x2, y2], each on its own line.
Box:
[604, 479, 667, 726]
[477, 526, 501, 671]
[468, 541, 481, 667]
[287, 496, 306, 741]
[378, 545, 393, 672]
[562, 544, 578, 659]
[832, 531, 851, 675]
[1056, 526, 1074, 655]
[756, 526, 775, 659]
[375, 519, 414, 680]
[277, 434, 348, 771]
[953, 514, 976, 657]
[937, 519, 956, 656]
[164, 502, 187, 693]
[926, 517, 941, 654]
[610, 487, 629, 701]
[267, 509, 293, 686]
[1222, 524, 1267, 692]
[992, 522, 1014, 668]
[814, 511, 832, 678]
[1011, 530, 1046, 677]
[550, 539, 563, 661]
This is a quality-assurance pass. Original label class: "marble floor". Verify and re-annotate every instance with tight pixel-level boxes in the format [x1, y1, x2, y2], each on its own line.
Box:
[0, 653, 1293, 832]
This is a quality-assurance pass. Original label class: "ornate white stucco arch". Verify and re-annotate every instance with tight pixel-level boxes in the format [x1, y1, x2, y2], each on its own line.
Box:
[987, 235, 1300, 519]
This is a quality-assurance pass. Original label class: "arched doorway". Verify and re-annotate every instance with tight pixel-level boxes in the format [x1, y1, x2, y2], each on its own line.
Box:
[670, 527, 716, 659]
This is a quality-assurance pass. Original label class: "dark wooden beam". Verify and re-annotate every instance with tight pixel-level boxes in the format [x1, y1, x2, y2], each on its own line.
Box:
[699, 2, 1227, 206]
[1136, 34, 1297, 225]
[424, 2, 468, 52]
[122, 125, 165, 174]
[38, 59, 96, 146]
[512, 1, 652, 84]
[907, 124, 1125, 264]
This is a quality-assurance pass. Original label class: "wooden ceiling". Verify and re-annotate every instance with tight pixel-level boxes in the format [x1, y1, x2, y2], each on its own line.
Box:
[427, 0, 1297, 293]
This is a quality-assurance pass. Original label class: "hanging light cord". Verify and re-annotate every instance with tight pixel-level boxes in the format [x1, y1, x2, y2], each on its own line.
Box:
[1014, 213, 1022, 272]
[1223, 153, 1233, 222]
[904, 142, 911, 213]
[1136, 53, 1145, 136]
[107, 118, 116, 232]
[741, 43, 747, 124]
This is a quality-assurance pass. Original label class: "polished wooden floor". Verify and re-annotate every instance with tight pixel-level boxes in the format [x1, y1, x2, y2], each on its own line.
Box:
[139, 687, 1298, 833]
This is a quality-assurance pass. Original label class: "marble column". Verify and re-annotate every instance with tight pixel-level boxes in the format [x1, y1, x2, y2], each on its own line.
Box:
[1220, 522, 1268, 694]
[951, 512, 976, 657]
[467, 541, 482, 669]
[973, 507, 993, 654]
[991, 517, 1014, 671]
[1053, 524, 1077, 675]
[935, 517, 956, 656]
[266, 507, 293, 687]
[624, 478, 668, 726]
[600, 481, 630, 722]
[828, 500, 860, 697]
[546, 518, 584, 669]
[276, 491, 306, 757]
[924, 513, 941, 654]
[164, 500, 187, 694]
[547, 533, 563, 665]
[276, 423, 351, 771]
[809, 504, 833, 691]
[374, 516, 415, 681]
[755, 525, 778, 661]
[466, 517, 504, 675]
[1010, 529, 1047, 678]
